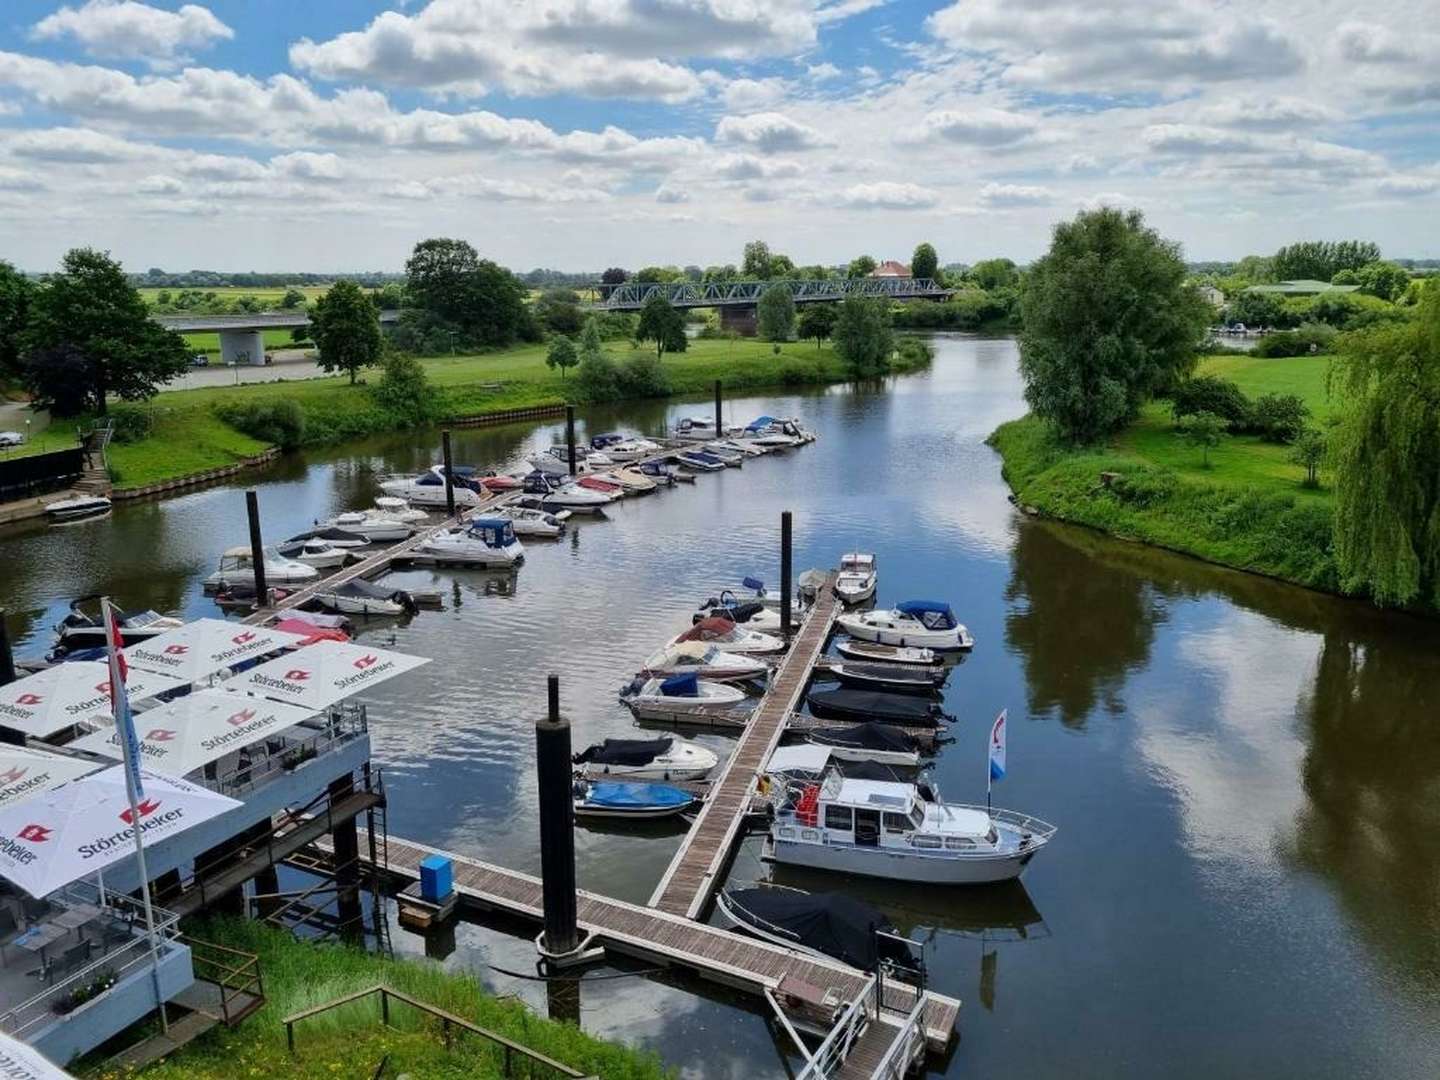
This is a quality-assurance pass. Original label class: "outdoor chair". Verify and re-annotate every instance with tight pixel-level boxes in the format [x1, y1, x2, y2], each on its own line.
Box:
[20, 898, 48, 923]
[56, 941, 91, 978]
[0, 907, 17, 961]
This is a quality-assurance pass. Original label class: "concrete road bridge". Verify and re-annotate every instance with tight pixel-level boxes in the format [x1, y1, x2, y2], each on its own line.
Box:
[153, 311, 400, 366]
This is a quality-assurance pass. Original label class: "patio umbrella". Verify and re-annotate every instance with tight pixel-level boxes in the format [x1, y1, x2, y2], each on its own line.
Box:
[0, 1032, 74, 1078]
[124, 618, 307, 683]
[0, 662, 187, 738]
[0, 765, 239, 898]
[0, 747, 103, 810]
[232, 639, 429, 711]
[67, 690, 317, 777]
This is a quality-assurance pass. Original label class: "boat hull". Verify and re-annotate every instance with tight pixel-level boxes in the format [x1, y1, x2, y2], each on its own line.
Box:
[836, 618, 971, 651]
[834, 641, 938, 666]
[577, 762, 713, 781]
[314, 594, 406, 616]
[766, 834, 1035, 884]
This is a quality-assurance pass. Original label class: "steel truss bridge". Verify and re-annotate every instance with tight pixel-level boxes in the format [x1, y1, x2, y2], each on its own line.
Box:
[588, 277, 951, 310]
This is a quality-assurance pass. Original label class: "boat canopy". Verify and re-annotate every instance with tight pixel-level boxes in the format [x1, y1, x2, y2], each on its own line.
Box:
[679, 618, 739, 642]
[659, 673, 700, 697]
[466, 518, 517, 546]
[723, 888, 906, 971]
[573, 737, 673, 766]
[767, 745, 832, 775]
[590, 433, 624, 450]
[808, 689, 948, 725]
[808, 722, 919, 752]
[896, 600, 958, 630]
[840, 553, 875, 569]
[288, 527, 368, 543]
[580, 781, 692, 809]
[744, 415, 780, 431]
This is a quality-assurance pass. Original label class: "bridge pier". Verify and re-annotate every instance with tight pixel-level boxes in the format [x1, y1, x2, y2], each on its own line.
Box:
[219, 329, 266, 366]
[719, 306, 758, 337]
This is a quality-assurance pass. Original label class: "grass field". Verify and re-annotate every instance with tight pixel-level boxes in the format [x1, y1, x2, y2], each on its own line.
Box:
[138, 285, 330, 306]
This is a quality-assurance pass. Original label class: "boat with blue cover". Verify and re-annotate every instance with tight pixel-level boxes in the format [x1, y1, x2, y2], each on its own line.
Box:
[674, 449, 726, 472]
[622, 672, 748, 707]
[572, 778, 697, 819]
[837, 600, 974, 651]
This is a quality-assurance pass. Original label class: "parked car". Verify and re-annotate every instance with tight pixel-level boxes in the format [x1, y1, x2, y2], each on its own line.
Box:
[0, 431, 24, 447]
[191, 354, 209, 367]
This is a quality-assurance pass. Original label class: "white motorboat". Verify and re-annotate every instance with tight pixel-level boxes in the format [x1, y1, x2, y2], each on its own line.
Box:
[379, 466, 487, 508]
[414, 517, 525, 566]
[52, 598, 183, 655]
[765, 771, 1055, 884]
[640, 641, 769, 682]
[311, 579, 415, 616]
[835, 552, 877, 605]
[673, 616, 785, 654]
[521, 472, 615, 510]
[45, 494, 112, 522]
[205, 546, 320, 588]
[712, 438, 767, 457]
[276, 538, 349, 569]
[837, 601, 973, 651]
[530, 445, 614, 477]
[325, 511, 412, 542]
[800, 722, 923, 767]
[591, 434, 660, 461]
[701, 443, 744, 467]
[741, 416, 803, 448]
[622, 673, 749, 709]
[486, 505, 569, 537]
[373, 496, 429, 523]
[573, 736, 718, 781]
[674, 416, 740, 441]
[674, 450, 726, 473]
[287, 526, 370, 550]
[834, 640, 938, 666]
[596, 468, 657, 494]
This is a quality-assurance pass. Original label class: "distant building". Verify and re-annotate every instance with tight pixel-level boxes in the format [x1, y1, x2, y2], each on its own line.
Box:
[870, 260, 912, 278]
[1197, 285, 1225, 307]
[1245, 279, 1361, 296]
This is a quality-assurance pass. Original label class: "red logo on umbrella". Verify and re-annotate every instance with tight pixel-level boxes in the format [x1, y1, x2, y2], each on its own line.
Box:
[146, 729, 176, 742]
[353, 654, 378, 670]
[120, 799, 162, 824]
[226, 708, 256, 727]
[17, 824, 51, 843]
[14, 694, 42, 706]
[232, 631, 256, 645]
[95, 680, 113, 696]
[164, 644, 188, 655]
[284, 669, 310, 681]
[0, 767, 28, 784]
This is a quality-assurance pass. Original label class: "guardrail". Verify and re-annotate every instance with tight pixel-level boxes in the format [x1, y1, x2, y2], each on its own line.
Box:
[870, 999, 927, 1079]
[794, 974, 876, 1080]
[193, 705, 367, 798]
[181, 935, 264, 1025]
[590, 277, 950, 310]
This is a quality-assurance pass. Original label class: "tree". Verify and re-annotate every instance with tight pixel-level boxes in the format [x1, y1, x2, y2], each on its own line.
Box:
[1224, 290, 1287, 328]
[279, 287, 306, 309]
[1019, 207, 1211, 443]
[757, 282, 796, 341]
[309, 279, 383, 385]
[703, 264, 739, 283]
[546, 335, 578, 379]
[1290, 427, 1327, 488]
[910, 242, 939, 282]
[0, 260, 32, 382]
[370, 352, 435, 426]
[742, 240, 773, 279]
[1272, 240, 1381, 282]
[1353, 260, 1409, 302]
[635, 294, 687, 360]
[832, 296, 893, 377]
[846, 255, 877, 279]
[968, 258, 1018, 290]
[797, 303, 836, 348]
[1329, 283, 1440, 606]
[574, 317, 619, 402]
[535, 288, 583, 334]
[1177, 410, 1226, 468]
[600, 267, 628, 285]
[404, 237, 527, 346]
[20, 247, 188, 415]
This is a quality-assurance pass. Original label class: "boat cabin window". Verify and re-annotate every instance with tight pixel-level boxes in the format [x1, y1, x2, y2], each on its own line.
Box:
[883, 812, 910, 833]
[824, 805, 853, 831]
[912, 834, 942, 849]
[945, 836, 976, 850]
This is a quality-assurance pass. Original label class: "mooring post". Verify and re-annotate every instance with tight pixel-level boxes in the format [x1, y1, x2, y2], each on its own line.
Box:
[245, 490, 268, 608]
[536, 674, 578, 957]
[441, 429, 456, 517]
[714, 379, 723, 437]
[565, 405, 578, 478]
[0, 607, 15, 687]
[780, 510, 793, 637]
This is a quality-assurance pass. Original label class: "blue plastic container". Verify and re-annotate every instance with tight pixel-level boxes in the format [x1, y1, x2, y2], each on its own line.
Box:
[419, 854, 453, 902]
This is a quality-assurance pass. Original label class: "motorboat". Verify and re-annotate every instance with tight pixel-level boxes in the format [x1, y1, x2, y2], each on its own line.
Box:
[673, 616, 785, 655]
[521, 471, 615, 511]
[414, 517, 525, 566]
[310, 578, 417, 616]
[807, 689, 952, 728]
[324, 511, 413, 543]
[486, 505, 569, 538]
[378, 465, 487, 508]
[598, 468, 658, 494]
[774, 416, 818, 444]
[633, 460, 679, 486]
[591, 434, 660, 461]
[205, 546, 319, 588]
[823, 662, 946, 695]
[572, 778, 696, 820]
[573, 736, 718, 781]
[716, 886, 922, 973]
[700, 443, 744, 467]
[287, 526, 370, 549]
[622, 673, 749, 708]
[835, 553, 877, 605]
[692, 584, 799, 633]
[674, 417, 740, 441]
[640, 641, 769, 683]
[530, 445, 613, 476]
[674, 450, 725, 473]
[52, 597, 183, 655]
[577, 474, 625, 497]
[742, 416, 803, 448]
[834, 640, 939, 667]
[711, 438, 767, 457]
[45, 494, 112, 522]
[275, 538, 349, 569]
[477, 471, 523, 493]
[373, 496, 429, 523]
[801, 722, 923, 767]
[837, 601, 974, 651]
[764, 771, 1055, 884]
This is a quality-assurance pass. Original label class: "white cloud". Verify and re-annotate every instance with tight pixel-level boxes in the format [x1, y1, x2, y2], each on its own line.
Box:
[655, 184, 690, 203]
[715, 112, 830, 153]
[805, 61, 842, 81]
[815, 0, 891, 23]
[1377, 175, 1438, 197]
[136, 173, 183, 194]
[32, 0, 232, 66]
[269, 151, 346, 181]
[837, 181, 939, 209]
[1142, 124, 1385, 181]
[713, 154, 803, 181]
[1335, 22, 1440, 106]
[0, 167, 43, 192]
[900, 106, 1042, 147]
[6, 125, 152, 163]
[722, 77, 791, 112]
[978, 182, 1054, 207]
[1196, 97, 1342, 130]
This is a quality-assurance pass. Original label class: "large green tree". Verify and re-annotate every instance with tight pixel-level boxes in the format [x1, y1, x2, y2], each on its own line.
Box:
[21, 247, 188, 415]
[546, 335, 578, 379]
[846, 255, 877, 279]
[309, 279, 383, 384]
[910, 242, 938, 282]
[757, 282, 796, 341]
[635, 294, 687, 360]
[832, 296, 893, 377]
[1329, 283, 1440, 606]
[797, 303, 837, 348]
[0, 260, 32, 383]
[404, 237, 527, 346]
[742, 240, 773, 279]
[968, 258, 1018, 290]
[1019, 207, 1211, 443]
[1272, 240, 1380, 282]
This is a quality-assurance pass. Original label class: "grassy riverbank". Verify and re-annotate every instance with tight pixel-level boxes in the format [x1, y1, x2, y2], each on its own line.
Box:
[990, 354, 1344, 592]
[91, 918, 669, 1080]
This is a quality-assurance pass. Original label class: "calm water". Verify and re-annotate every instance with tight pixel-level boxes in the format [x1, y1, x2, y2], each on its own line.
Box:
[3, 335, 1440, 1078]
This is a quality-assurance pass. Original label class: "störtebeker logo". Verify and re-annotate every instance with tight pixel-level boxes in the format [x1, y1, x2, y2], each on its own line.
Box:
[284, 669, 311, 681]
[18, 824, 51, 843]
[15, 694, 42, 706]
[354, 654, 378, 670]
[226, 708, 256, 727]
[232, 631, 256, 645]
[146, 729, 177, 742]
[0, 767, 27, 784]
[120, 799, 162, 825]
[94, 680, 114, 696]
[164, 644, 188, 655]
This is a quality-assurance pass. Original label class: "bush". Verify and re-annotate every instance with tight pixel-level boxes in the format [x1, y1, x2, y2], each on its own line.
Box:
[1170, 376, 1251, 427]
[892, 337, 933, 371]
[1253, 321, 1337, 357]
[215, 399, 307, 451]
[1249, 393, 1309, 443]
[107, 402, 154, 443]
[574, 351, 620, 403]
[369, 352, 438, 427]
[617, 352, 672, 398]
[1107, 466, 1179, 508]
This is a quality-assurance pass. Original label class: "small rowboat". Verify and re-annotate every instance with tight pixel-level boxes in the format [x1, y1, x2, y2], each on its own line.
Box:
[834, 639, 939, 666]
[572, 779, 696, 819]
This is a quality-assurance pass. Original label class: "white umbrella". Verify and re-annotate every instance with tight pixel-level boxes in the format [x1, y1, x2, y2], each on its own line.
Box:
[233, 639, 430, 710]
[0, 1032, 73, 1078]
[0, 663, 187, 737]
[124, 618, 307, 683]
[0, 765, 239, 898]
[67, 690, 317, 777]
[0, 747, 103, 810]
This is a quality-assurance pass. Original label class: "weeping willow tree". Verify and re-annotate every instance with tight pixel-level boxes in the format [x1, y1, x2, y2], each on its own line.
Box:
[1330, 283, 1440, 606]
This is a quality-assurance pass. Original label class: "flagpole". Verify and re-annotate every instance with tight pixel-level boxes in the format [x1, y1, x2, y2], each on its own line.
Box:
[103, 597, 169, 1035]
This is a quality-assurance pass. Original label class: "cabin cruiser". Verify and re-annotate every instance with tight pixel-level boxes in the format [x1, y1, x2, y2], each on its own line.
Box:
[712, 438, 767, 458]
[46, 494, 112, 522]
[275, 538, 349, 569]
[837, 601, 974, 651]
[529, 445, 613, 477]
[596, 468, 658, 494]
[373, 496, 429, 523]
[324, 511, 412, 543]
[521, 471, 615, 511]
[641, 641, 769, 683]
[52, 598, 183, 654]
[486, 505, 569, 538]
[807, 688, 953, 728]
[572, 779, 696, 820]
[622, 673, 749, 708]
[311, 579, 417, 616]
[801, 722, 924, 767]
[716, 886, 921, 973]
[674, 449, 726, 473]
[379, 465, 487, 508]
[700, 443, 744, 467]
[742, 416, 803, 448]
[414, 517, 525, 566]
[287, 525, 370, 549]
[573, 736, 718, 781]
[637, 460, 691, 485]
[765, 770, 1055, 884]
[823, 661, 947, 695]
[835, 553, 877, 605]
[205, 546, 320, 588]
[834, 640, 938, 666]
[591, 434, 660, 461]
[674, 416, 740, 441]
[673, 616, 785, 655]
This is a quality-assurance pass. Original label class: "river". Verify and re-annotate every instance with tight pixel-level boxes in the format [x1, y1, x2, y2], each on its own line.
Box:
[2, 334, 1439, 1078]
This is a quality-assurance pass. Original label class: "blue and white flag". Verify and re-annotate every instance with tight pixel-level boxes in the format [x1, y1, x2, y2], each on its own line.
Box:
[988, 709, 1007, 787]
[101, 597, 144, 800]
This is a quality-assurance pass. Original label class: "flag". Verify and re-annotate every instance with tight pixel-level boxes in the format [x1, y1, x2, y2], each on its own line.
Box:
[101, 598, 144, 800]
[988, 709, 1007, 785]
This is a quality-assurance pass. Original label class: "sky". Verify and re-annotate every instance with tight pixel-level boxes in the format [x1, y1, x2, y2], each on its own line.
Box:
[0, 0, 1437, 273]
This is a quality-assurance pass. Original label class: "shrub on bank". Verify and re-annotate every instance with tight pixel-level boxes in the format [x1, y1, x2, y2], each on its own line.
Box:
[618, 352, 672, 398]
[214, 399, 307, 450]
[1171, 375, 1252, 427]
[1253, 321, 1337, 358]
[1248, 393, 1309, 443]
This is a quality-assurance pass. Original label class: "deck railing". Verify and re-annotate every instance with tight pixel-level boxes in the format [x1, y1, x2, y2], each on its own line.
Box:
[869, 998, 928, 1080]
[180, 935, 264, 1025]
[794, 974, 876, 1080]
[192, 705, 367, 798]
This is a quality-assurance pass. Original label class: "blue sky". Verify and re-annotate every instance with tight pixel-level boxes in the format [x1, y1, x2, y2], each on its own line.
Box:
[0, 0, 1436, 272]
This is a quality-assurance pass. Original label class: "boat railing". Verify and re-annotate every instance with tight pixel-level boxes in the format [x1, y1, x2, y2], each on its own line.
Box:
[980, 805, 1059, 841]
[794, 974, 877, 1080]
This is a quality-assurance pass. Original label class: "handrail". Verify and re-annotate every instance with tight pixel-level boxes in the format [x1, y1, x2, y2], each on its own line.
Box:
[795, 975, 876, 1080]
[181, 934, 264, 1025]
[282, 983, 589, 1077]
[870, 999, 927, 1079]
